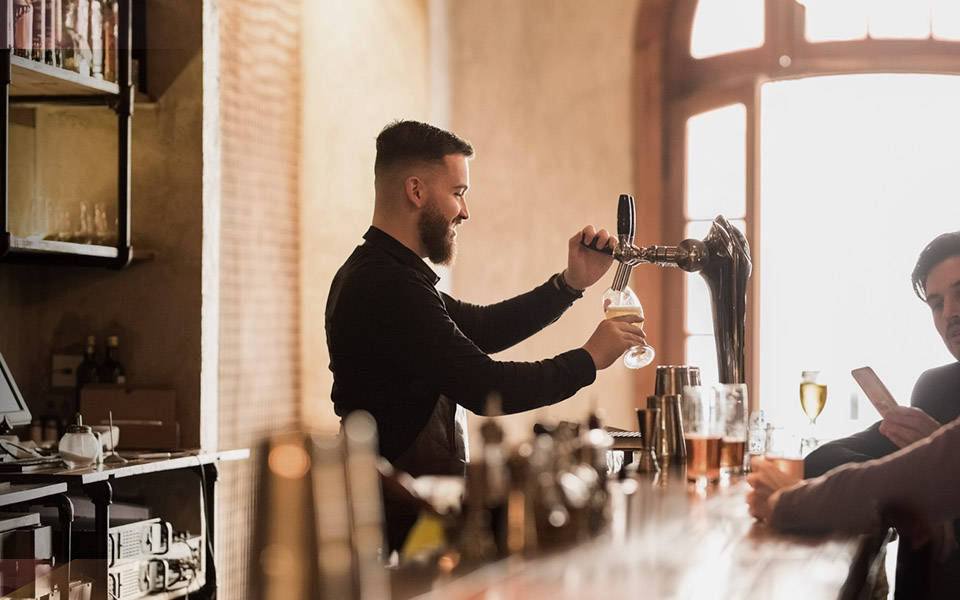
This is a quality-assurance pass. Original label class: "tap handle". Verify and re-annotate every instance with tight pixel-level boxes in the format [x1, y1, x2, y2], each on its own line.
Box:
[617, 194, 636, 244]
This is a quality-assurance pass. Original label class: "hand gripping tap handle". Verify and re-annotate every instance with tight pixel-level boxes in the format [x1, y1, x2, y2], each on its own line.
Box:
[578, 193, 635, 256]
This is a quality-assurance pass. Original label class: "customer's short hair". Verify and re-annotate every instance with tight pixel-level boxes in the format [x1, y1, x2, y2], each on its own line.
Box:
[374, 120, 474, 178]
[911, 230, 960, 300]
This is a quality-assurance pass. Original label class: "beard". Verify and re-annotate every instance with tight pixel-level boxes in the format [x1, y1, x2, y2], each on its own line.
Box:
[418, 202, 459, 265]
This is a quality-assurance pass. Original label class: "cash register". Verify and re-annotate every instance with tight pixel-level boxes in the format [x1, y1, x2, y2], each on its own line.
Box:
[0, 350, 62, 469]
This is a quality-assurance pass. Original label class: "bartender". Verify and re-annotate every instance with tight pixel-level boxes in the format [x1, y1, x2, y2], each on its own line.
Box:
[325, 119, 645, 551]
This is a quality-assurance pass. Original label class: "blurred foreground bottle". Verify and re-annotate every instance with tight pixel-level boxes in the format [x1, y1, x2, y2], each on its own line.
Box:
[97, 335, 126, 385]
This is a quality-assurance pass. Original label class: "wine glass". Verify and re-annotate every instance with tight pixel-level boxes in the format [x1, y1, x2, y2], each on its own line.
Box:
[799, 371, 827, 426]
[602, 285, 655, 369]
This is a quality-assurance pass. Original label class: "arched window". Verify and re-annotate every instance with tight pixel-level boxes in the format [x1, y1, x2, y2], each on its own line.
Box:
[635, 0, 960, 437]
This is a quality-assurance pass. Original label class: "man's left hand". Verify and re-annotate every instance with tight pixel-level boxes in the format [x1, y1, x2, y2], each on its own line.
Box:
[746, 457, 800, 521]
[565, 226, 616, 290]
[878, 406, 941, 449]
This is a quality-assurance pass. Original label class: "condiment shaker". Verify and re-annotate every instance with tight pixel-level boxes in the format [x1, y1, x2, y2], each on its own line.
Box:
[59, 414, 101, 469]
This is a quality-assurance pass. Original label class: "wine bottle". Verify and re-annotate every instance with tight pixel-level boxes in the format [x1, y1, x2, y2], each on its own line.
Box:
[97, 335, 126, 385]
[75, 334, 99, 411]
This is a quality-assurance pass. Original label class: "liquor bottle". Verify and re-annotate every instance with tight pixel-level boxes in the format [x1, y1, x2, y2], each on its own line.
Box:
[97, 335, 126, 385]
[75, 335, 98, 412]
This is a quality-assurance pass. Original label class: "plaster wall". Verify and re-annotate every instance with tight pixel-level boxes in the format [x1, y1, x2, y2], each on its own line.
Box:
[448, 0, 644, 441]
[301, 0, 644, 441]
[300, 0, 431, 431]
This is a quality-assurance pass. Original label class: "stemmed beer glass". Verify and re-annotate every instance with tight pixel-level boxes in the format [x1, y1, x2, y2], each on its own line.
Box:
[602, 285, 655, 369]
[600, 193, 655, 369]
[799, 371, 827, 427]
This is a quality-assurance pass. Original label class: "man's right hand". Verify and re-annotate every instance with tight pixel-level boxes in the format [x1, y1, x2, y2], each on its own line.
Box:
[878, 406, 941, 448]
[582, 315, 646, 370]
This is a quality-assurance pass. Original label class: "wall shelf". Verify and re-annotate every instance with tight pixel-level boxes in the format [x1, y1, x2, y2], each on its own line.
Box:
[1, 0, 134, 269]
[11, 55, 120, 97]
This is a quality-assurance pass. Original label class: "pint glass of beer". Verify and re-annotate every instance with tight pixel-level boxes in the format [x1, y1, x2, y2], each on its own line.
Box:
[764, 427, 804, 479]
[715, 384, 748, 478]
[681, 386, 723, 485]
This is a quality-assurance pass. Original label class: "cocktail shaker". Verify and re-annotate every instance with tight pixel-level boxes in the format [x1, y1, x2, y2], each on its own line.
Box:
[654, 365, 701, 396]
[645, 365, 700, 466]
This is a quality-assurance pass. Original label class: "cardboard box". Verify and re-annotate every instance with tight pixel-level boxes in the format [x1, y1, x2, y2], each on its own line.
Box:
[80, 386, 177, 423]
[79, 387, 181, 450]
[111, 422, 180, 450]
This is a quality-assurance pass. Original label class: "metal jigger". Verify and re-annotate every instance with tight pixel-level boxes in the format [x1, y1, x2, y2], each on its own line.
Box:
[635, 408, 661, 473]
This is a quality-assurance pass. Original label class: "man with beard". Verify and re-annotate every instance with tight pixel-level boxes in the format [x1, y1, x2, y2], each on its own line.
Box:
[752, 230, 960, 599]
[325, 120, 645, 551]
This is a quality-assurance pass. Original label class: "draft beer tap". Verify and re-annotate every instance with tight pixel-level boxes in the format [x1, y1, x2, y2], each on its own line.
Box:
[585, 200, 752, 384]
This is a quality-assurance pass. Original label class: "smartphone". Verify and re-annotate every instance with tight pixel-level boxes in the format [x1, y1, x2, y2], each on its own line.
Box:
[851, 366, 899, 417]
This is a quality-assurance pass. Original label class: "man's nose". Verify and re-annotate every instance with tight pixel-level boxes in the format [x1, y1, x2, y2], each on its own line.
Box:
[945, 295, 960, 320]
[459, 198, 470, 221]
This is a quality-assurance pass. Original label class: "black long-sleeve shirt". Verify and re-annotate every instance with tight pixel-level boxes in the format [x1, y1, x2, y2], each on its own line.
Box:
[325, 226, 596, 464]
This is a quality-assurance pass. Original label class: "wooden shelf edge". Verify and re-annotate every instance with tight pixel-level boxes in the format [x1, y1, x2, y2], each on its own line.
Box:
[11, 55, 121, 97]
[8, 237, 119, 258]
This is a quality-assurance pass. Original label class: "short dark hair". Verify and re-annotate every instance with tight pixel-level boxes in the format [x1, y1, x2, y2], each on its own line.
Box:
[374, 120, 474, 177]
[911, 230, 960, 300]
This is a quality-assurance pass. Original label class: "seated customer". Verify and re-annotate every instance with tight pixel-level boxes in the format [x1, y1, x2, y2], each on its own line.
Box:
[772, 230, 960, 599]
[806, 231, 960, 479]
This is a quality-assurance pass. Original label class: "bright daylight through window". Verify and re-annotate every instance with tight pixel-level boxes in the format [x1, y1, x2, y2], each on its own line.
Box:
[758, 73, 960, 438]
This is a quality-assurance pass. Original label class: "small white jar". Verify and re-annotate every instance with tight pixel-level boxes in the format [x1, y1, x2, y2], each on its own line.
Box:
[59, 421, 102, 469]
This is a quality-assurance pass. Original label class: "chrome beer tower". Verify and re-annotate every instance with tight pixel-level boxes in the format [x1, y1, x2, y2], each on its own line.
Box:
[590, 195, 752, 384]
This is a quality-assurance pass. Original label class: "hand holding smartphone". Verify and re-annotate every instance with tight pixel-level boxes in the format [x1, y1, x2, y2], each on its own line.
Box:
[851, 366, 899, 417]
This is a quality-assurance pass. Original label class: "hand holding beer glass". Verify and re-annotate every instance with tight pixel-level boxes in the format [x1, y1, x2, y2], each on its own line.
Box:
[762, 427, 804, 479]
[746, 428, 805, 520]
[601, 285, 655, 369]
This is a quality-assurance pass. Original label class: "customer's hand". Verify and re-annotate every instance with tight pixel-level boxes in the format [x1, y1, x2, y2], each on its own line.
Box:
[564, 226, 616, 291]
[581, 315, 645, 370]
[746, 457, 802, 521]
[879, 406, 941, 449]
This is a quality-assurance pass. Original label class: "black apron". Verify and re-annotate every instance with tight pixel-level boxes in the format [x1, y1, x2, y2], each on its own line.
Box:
[383, 395, 467, 551]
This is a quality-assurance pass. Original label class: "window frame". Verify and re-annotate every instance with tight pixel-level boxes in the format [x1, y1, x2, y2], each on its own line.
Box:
[633, 0, 960, 410]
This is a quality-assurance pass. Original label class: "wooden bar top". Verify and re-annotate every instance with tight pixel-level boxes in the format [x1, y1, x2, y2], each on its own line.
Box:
[396, 477, 882, 600]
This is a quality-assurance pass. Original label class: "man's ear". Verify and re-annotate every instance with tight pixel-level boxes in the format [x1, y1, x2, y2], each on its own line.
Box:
[405, 176, 425, 208]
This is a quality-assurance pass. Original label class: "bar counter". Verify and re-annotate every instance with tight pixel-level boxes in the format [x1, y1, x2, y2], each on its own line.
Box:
[393, 476, 887, 600]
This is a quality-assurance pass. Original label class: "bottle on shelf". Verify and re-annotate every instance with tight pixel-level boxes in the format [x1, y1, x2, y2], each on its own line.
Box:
[97, 335, 126, 385]
[13, 0, 34, 59]
[75, 334, 99, 410]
